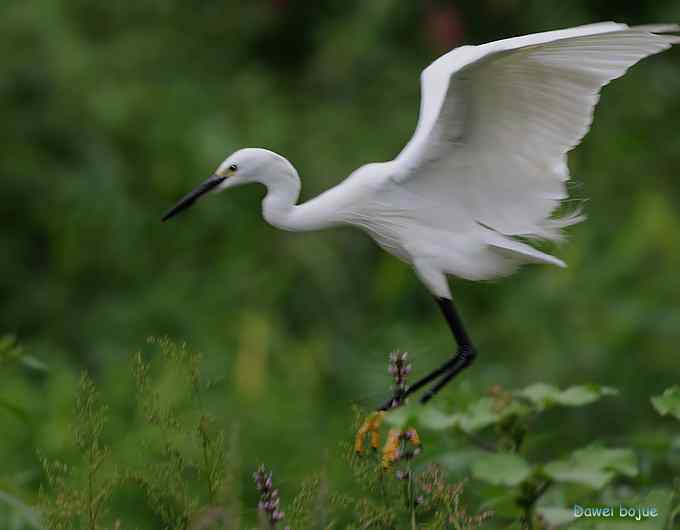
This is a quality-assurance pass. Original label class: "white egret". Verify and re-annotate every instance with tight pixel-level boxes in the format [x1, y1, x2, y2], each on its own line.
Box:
[163, 22, 679, 407]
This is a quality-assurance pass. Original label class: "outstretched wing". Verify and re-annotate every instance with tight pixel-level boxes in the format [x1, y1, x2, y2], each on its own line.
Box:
[393, 22, 679, 240]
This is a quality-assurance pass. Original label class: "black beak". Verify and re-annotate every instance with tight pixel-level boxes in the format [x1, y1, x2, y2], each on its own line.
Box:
[162, 174, 226, 222]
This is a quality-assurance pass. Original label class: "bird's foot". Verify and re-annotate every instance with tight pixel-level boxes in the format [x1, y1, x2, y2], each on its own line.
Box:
[376, 388, 408, 412]
[419, 345, 477, 404]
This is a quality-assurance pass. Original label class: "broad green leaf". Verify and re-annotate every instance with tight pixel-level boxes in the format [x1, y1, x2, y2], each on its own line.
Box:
[558, 385, 618, 406]
[570, 446, 637, 477]
[543, 463, 613, 489]
[543, 446, 637, 489]
[477, 488, 523, 518]
[449, 397, 530, 433]
[472, 452, 532, 486]
[382, 401, 419, 428]
[417, 407, 457, 430]
[651, 386, 680, 420]
[672, 435, 680, 450]
[537, 506, 576, 527]
[0, 490, 47, 530]
[518, 383, 618, 410]
[437, 447, 489, 473]
[0, 335, 23, 365]
[518, 383, 562, 406]
[0, 398, 29, 424]
[415, 383, 617, 434]
[20, 355, 49, 372]
[453, 398, 501, 432]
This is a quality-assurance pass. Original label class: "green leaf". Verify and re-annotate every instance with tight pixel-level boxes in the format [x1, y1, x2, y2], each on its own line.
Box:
[537, 506, 576, 527]
[421, 383, 617, 435]
[651, 386, 680, 420]
[0, 490, 47, 530]
[477, 488, 523, 518]
[518, 383, 562, 406]
[448, 397, 530, 433]
[382, 401, 419, 429]
[0, 335, 22, 365]
[672, 435, 680, 450]
[574, 446, 637, 477]
[0, 398, 29, 424]
[558, 385, 618, 406]
[20, 355, 49, 372]
[454, 398, 502, 432]
[543, 446, 637, 489]
[472, 452, 532, 486]
[544, 463, 613, 489]
[437, 447, 490, 474]
[417, 407, 457, 430]
[518, 383, 618, 410]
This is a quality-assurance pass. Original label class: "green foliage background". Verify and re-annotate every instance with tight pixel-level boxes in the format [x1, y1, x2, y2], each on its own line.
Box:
[1, 0, 680, 527]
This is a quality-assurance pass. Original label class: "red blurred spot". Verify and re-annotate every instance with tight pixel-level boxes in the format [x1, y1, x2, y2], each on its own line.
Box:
[271, 0, 289, 10]
[424, 2, 465, 51]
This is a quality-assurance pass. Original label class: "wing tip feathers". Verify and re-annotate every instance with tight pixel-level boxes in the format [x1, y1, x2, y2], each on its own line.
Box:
[630, 24, 680, 45]
[631, 23, 680, 34]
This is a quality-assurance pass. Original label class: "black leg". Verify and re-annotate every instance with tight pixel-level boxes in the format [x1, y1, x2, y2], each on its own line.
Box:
[420, 346, 475, 403]
[436, 297, 473, 350]
[377, 296, 476, 410]
[416, 297, 477, 402]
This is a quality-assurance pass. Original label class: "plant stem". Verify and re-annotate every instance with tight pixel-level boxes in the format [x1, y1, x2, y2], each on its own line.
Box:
[666, 502, 680, 530]
[408, 467, 416, 530]
[200, 421, 215, 502]
[519, 480, 551, 530]
[464, 431, 497, 452]
[88, 449, 95, 530]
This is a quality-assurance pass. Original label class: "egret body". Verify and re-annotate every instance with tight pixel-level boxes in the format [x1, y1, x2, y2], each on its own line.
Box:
[164, 22, 679, 406]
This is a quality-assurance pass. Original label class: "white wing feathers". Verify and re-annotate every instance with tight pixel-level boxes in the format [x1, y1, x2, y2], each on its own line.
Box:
[394, 23, 679, 241]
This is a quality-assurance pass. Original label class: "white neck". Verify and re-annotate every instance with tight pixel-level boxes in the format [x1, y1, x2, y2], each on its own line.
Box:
[261, 174, 337, 232]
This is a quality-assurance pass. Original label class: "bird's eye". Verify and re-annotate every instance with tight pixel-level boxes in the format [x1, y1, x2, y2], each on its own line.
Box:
[229, 164, 238, 172]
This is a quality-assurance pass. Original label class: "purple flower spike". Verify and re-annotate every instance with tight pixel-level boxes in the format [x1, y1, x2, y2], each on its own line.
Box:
[253, 465, 291, 529]
[387, 351, 411, 409]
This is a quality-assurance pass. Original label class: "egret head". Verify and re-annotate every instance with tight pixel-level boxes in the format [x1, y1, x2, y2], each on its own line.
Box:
[162, 148, 296, 221]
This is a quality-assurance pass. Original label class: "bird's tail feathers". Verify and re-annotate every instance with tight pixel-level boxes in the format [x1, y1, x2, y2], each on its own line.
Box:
[534, 207, 587, 243]
[501, 204, 586, 244]
[484, 230, 567, 269]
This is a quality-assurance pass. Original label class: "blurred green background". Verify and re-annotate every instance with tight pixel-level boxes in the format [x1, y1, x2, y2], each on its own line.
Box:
[2, 0, 679, 527]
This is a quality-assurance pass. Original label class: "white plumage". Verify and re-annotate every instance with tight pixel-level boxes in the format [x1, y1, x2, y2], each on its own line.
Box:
[164, 22, 679, 299]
